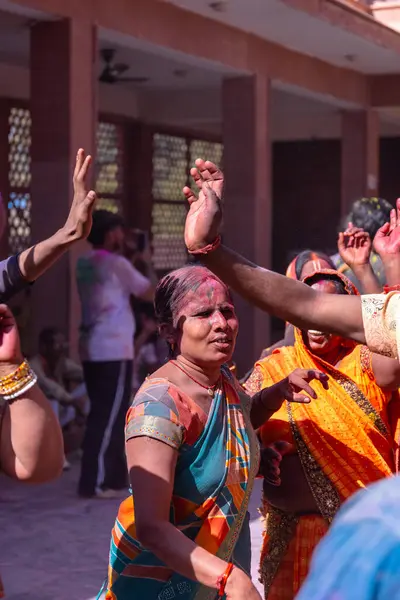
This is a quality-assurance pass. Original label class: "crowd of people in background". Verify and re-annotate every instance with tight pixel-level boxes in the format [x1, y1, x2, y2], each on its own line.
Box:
[4, 149, 400, 600]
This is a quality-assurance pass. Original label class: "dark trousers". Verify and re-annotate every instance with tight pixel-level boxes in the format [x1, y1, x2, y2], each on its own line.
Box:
[78, 360, 133, 496]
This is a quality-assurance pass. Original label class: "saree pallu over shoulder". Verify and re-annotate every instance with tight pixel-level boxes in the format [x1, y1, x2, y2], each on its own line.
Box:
[103, 372, 259, 600]
[257, 334, 395, 500]
[255, 332, 396, 599]
[289, 330, 394, 500]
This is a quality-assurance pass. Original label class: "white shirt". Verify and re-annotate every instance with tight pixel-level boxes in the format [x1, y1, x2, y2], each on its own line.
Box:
[76, 250, 150, 362]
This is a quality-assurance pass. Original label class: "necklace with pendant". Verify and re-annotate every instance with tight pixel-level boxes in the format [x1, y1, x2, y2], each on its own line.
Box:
[171, 360, 221, 396]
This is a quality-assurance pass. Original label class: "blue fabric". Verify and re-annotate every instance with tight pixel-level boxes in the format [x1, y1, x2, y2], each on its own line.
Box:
[101, 374, 257, 600]
[297, 476, 400, 600]
[0, 255, 30, 302]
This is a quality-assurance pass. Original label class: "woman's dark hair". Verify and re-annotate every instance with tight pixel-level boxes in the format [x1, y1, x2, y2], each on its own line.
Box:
[155, 265, 230, 328]
[340, 197, 394, 240]
[294, 250, 335, 280]
[87, 209, 124, 246]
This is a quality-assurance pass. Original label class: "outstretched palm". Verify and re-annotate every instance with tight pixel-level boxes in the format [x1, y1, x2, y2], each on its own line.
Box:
[63, 148, 96, 241]
[183, 159, 224, 252]
[374, 198, 400, 258]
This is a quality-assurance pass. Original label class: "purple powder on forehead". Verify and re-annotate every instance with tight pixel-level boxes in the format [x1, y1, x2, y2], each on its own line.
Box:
[154, 265, 231, 327]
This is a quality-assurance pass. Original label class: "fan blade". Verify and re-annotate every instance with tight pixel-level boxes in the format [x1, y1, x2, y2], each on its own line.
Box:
[113, 63, 130, 75]
[99, 68, 116, 84]
[117, 77, 149, 83]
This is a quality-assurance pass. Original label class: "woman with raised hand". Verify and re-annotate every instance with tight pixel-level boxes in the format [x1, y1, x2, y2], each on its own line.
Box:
[245, 263, 400, 599]
[0, 148, 96, 598]
[100, 265, 326, 600]
[182, 159, 400, 362]
[0, 148, 96, 302]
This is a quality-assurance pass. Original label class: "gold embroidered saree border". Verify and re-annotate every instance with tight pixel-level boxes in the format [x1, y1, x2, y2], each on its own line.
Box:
[125, 415, 184, 449]
[321, 361, 389, 438]
[259, 503, 299, 597]
[287, 403, 341, 522]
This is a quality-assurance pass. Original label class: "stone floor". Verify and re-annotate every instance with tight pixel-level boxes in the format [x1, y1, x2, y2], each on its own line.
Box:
[0, 461, 264, 599]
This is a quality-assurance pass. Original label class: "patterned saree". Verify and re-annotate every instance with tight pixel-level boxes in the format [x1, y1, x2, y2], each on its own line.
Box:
[101, 369, 259, 600]
[245, 274, 400, 600]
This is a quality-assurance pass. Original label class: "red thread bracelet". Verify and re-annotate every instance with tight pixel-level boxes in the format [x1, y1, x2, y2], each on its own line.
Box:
[188, 235, 221, 256]
[384, 284, 400, 294]
[216, 562, 234, 597]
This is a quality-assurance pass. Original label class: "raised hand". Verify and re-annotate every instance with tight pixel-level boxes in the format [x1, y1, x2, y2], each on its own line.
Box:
[260, 441, 292, 486]
[374, 198, 400, 259]
[278, 368, 328, 405]
[183, 158, 223, 252]
[63, 148, 96, 241]
[338, 223, 372, 269]
[0, 304, 23, 375]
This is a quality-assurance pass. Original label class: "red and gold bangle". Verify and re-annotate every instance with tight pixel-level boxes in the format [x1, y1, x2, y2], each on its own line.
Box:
[383, 284, 400, 294]
[216, 562, 234, 597]
[188, 235, 221, 256]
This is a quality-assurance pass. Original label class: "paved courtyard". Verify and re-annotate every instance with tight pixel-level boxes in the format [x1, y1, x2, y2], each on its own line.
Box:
[0, 459, 264, 599]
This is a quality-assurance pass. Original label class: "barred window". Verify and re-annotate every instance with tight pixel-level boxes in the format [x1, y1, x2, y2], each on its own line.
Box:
[152, 133, 222, 273]
[8, 107, 32, 254]
[95, 122, 124, 214]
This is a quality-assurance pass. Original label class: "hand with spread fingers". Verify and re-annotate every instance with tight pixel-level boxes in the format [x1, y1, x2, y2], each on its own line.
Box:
[374, 198, 400, 259]
[261, 368, 328, 413]
[183, 159, 223, 253]
[337, 223, 381, 293]
[373, 198, 400, 286]
[338, 223, 372, 269]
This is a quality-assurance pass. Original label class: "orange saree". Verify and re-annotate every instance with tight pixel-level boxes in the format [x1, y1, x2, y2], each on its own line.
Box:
[246, 329, 400, 600]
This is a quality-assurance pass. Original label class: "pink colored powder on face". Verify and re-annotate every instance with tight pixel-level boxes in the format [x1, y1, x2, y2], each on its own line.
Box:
[177, 279, 235, 322]
[170, 267, 232, 325]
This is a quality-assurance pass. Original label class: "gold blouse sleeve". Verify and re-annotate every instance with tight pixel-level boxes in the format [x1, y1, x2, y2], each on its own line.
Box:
[362, 292, 400, 360]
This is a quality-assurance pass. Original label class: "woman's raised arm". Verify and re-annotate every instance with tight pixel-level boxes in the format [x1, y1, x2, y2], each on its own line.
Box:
[183, 159, 366, 343]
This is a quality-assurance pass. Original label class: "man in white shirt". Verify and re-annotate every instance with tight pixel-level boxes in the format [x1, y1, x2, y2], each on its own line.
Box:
[76, 210, 153, 498]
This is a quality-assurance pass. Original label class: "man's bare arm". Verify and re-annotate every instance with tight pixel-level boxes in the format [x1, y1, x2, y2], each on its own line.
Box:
[203, 245, 365, 343]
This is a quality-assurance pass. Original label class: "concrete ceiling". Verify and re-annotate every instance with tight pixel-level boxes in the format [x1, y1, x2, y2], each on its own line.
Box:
[0, 4, 400, 138]
[166, 0, 400, 74]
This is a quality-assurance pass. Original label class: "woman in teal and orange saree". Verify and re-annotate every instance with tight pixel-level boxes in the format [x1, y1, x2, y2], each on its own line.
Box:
[100, 266, 324, 600]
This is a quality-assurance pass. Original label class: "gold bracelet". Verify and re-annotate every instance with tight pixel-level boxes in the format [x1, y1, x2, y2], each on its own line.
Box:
[0, 359, 37, 402]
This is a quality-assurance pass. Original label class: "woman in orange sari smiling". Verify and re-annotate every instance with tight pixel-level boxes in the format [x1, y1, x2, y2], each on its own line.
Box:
[245, 260, 400, 599]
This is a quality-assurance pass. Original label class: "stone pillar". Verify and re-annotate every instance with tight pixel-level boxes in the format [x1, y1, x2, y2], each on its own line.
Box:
[222, 75, 271, 375]
[341, 109, 380, 218]
[30, 18, 97, 357]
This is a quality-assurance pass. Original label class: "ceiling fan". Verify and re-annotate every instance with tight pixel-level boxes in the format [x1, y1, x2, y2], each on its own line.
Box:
[99, 48, 149, 85]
